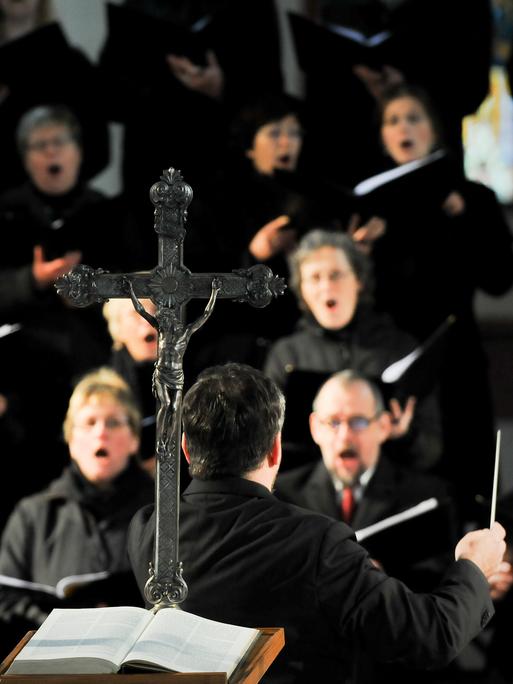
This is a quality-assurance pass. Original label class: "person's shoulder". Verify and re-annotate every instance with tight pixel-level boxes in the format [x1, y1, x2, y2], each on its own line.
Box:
[357, 305, 417, 349]
[380, 456, 451, 497]
[129, 503, 155, 533]
[77, 186, 108, 208]
[134, 469, 156, 500]
[458, 178, 505, 210]
[271, 490, 354, 541]
[264, 320, 313, 372]
[5, 476, 65, 524]
[128, 503, 155, 551]
[266, 329, 303, 357]
[271, 318, 323, 348]
[0, 183, 32, 211]
[275, 462, 318, 492]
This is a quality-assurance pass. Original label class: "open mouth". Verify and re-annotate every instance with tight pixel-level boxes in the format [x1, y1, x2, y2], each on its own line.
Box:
[95, 448, 109, 458]
[325, 299, 337, 309]
[144, 333, 157, 343]
[399, 140, 413, 150]
[48, 164, 62, 175]
[338, 448, 358, 460]
[277, 154, 291, 165]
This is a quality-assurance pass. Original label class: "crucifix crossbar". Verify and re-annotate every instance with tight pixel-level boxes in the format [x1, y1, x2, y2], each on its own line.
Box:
[56, 168, 285, 610]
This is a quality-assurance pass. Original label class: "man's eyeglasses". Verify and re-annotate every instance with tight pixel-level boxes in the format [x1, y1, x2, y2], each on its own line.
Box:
[318, 415, 379, 433]
[74, 417, 130, 432]
[26, 134, 74, 153]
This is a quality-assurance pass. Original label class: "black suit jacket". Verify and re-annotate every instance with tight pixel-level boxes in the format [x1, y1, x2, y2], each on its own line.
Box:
[128, 477, 492, 684]
[275, 457, 457, 588]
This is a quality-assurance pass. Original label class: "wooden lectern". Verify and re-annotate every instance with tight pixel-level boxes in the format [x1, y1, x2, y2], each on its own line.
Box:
[0, 627, 284, 684]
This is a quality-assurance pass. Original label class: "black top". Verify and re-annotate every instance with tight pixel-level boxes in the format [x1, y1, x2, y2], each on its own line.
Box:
[128, 476, 493, 684]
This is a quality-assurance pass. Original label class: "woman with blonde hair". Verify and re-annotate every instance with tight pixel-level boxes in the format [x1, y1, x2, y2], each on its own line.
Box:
[0, 367, 154, 652]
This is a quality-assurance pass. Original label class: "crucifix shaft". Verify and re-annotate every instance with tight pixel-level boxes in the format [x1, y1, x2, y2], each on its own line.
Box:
[56, 168, 285, 609]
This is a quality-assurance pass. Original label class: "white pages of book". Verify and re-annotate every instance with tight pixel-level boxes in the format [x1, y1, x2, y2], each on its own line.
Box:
[7, 606, 152, 674]
[123, 607, 259, 677]
[7, 605, 260, 677]
[0, 570, 110, 599]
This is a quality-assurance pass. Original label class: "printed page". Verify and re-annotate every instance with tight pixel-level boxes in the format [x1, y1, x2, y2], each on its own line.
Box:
[57, 570, 111, 598]
[124, 607, 259, 676]
[0, 574, 57, 596]
[9, 606, 152, 673]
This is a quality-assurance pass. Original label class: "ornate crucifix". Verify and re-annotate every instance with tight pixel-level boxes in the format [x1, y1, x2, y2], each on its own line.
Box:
[56, 168, 285, 609]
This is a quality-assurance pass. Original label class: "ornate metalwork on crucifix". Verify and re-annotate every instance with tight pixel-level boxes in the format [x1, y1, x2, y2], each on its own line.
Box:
[56, 168, 285, 610]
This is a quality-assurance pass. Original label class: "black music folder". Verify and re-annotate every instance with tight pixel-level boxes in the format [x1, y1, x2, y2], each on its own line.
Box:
[0, 23, 70, 88]
[288, 11, 397, 74]
[355, 496, 455, 573]
[379, 316, 454, 402]
[103, 2, 214, 75]
[351, 150, 460, 222]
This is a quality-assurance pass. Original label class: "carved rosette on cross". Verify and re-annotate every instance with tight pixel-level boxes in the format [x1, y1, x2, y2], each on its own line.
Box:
[56, 168, 285, 610]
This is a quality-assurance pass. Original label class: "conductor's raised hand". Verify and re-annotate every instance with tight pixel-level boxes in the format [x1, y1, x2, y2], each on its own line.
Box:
[455, 522, 507, 580]
[248, 215, 297, 261]
[32, 245, 81, 289]
[167, 50, 224, 100]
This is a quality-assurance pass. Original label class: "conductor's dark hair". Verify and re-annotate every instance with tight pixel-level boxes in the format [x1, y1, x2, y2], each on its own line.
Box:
[16, 105, 82, 156]
[288, 229, 370, 307]
[182, 363, 285, 480]
[378, 82, 444, 148]
[230, 92, 305, 154]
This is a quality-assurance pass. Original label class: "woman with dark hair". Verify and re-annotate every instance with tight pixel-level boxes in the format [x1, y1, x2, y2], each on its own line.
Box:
[187, 92, 324, 372]
[264, 228, 442, 473]
[185, 92, 386, 375]
[367, 82, 513, 524]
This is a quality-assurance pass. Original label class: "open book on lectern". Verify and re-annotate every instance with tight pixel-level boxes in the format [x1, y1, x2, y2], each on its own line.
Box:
[6, 605, 261, 677]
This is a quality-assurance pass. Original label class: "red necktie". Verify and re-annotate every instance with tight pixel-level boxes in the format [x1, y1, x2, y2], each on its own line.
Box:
[341, 487, 355, 523]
